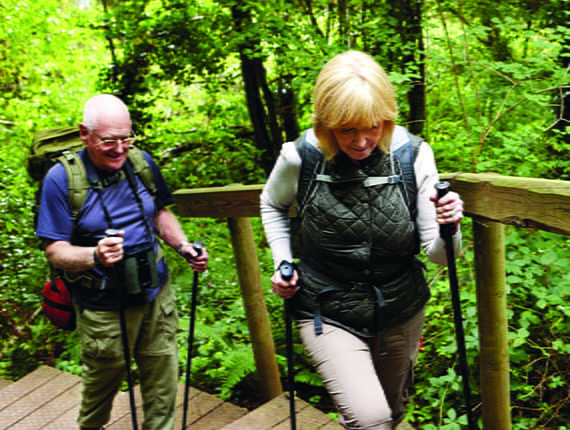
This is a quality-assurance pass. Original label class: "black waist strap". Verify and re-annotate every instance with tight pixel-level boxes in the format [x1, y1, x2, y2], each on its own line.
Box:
[299, 262, 386, 340]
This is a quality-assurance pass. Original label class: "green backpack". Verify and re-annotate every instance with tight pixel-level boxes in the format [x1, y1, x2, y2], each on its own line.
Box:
[27, 127, 85, 182]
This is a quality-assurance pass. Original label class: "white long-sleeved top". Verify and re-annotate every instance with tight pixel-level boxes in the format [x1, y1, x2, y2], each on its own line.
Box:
[260, 127, 462, 269]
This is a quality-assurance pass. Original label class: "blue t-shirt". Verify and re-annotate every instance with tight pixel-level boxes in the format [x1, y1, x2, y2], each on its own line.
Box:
[36, 148, 175, 310]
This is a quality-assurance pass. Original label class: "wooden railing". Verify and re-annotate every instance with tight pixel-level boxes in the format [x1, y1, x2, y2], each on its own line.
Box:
[173, 174, 570, 430]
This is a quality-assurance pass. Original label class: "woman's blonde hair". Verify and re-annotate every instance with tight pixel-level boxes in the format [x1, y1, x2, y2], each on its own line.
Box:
[312, 50, 398, 159]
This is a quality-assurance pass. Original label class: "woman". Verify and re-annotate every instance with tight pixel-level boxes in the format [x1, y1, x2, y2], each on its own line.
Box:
[260, 50, 463, 429]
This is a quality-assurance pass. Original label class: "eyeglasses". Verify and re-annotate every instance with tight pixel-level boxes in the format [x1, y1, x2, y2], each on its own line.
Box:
[93, 132, 137, 150]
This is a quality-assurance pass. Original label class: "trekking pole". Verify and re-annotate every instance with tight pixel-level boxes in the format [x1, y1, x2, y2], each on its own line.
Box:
[279, 261, 297, 430]
[435, 183, 478, 430]
[181, 240, 204, 430]
[106, 229, 139, 430]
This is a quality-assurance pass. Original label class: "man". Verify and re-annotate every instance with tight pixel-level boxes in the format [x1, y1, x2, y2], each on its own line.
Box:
[36, 94, 208, 430]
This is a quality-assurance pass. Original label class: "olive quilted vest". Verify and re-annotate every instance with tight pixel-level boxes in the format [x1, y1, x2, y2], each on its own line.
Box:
[291, 148, 430, 338]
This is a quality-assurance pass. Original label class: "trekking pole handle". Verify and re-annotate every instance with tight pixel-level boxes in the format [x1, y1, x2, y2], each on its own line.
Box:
[105, 228, 122, 238]
[279, 261, 295, 281]
[182, 240, 204, 259]
[192, 240, 204, 258]
[434, 182, 457, 238]
[435, 181, 451, 201]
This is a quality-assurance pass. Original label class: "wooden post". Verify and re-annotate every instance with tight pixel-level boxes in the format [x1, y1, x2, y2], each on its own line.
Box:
[227, 217, 283, 401]
[473, 219, 511, 430]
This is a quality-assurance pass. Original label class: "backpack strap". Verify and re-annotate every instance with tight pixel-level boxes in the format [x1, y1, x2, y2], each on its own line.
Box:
[58, 150, 92, 224]
[391, 131, 422, 254]
[294, 130, 324, 217]
[127, 146, 157, 199]
[391, 131, 422, 221]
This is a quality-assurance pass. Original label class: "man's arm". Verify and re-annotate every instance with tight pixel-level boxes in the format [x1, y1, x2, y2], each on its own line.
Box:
[45, 241, 97, 272]
[154, 207, 208, 272]
[45, 235, 124, 272]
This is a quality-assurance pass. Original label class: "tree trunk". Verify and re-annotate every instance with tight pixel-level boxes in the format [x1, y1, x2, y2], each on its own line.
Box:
[381, 0, 427, 137]
[279, 74, 300, 143]
[402, 0, 426, 137]
[231, 4, 283, 175]
[553, 20, 570, 145]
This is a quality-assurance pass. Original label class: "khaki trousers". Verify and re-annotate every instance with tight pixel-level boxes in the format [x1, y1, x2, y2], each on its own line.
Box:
[76, 280, 179, 430]
[297, 308, 425, 429]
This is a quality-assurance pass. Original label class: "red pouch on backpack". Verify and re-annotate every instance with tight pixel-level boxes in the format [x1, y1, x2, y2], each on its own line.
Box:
[42, 278, 76, 330]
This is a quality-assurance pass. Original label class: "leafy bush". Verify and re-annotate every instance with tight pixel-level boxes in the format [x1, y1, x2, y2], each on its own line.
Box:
[1, 1, 570, 428]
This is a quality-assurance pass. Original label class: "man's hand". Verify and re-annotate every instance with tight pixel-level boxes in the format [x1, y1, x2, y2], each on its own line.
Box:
[179, 242, 209, 273]
[95, 230, 125, 267]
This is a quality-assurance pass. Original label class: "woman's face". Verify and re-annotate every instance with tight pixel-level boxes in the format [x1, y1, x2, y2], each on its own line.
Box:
[331, 121, 383, 163]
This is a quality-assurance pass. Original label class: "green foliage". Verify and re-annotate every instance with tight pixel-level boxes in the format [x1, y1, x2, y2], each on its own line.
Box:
[409, 225, 570, 428]
[1, 0, 570, 427]
[0, 0, 105, 380]
[504, 230, 570, 427]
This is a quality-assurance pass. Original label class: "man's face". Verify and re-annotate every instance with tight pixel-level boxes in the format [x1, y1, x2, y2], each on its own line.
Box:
[80, 113, 132, 172]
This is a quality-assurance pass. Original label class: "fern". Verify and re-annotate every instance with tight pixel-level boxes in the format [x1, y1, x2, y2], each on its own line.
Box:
[216, 344, 257, 399]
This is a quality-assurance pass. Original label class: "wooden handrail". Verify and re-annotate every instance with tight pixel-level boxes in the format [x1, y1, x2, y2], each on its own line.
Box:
[175, 175, 570, 234]
[174, 174, 570, 427]
[441, 172, 570, 235]
[174, 184, 264, 218]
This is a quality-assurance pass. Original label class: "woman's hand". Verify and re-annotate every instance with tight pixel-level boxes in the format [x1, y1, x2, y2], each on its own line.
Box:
[430, 191, 464, 226]
[271, 269, 299, 299]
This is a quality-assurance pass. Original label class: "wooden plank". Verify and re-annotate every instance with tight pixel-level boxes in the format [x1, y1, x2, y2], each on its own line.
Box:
[272, 401, 340, 429]
[221, 394, 320, 430]
[174, 382, 247, 429]
[176, 389, 224, 427]
[41, 403, 81, 430]
[175, 175, 570, 236]
[174, 383, 202, 429]
[221, 394, 290, 429]
[186, 402, 247, 430]
[441, 172, 570, 235]
[0, 364, 348, 430]
[174, 385, 217, 429]
[0, 379, 12, 392]
[0, 366, 60, 413]
[174, 184, 264, 218]
[40, 378, 241, 430]
[0, 372, 79, 429]
[105, 387, 143, 430]
[45, 386, 134, 430]
[320, 422, 345, 430]
[9, 381, 81, 430]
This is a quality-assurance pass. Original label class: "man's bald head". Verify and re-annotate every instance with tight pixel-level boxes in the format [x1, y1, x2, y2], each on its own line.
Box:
[83, 94, 131, 132]
[79, 94, 132, 171]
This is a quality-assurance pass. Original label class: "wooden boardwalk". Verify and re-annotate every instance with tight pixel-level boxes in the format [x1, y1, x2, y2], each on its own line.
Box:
[0, 366, 343, 429]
